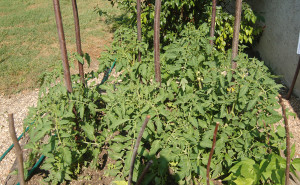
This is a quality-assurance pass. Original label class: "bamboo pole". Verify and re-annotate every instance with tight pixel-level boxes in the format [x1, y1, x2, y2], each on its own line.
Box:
[53, 0, 73, 93]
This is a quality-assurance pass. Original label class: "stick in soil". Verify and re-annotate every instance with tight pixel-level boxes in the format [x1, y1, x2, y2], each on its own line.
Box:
[209, 0, 217, 46]
[231, 0, 243, 69]
[206, 122, 219, 185]
[71, 0, 85, 85]
[279, 96, 291, 185]
[154, 0, 161, 83]
[136, 160, 153, 185]
[8, 114, 26, 185]
[286, 57, 300, 100]
[128, 115, 151, 185]
[53, 0, 73, 93]
[137, 0, 142, 62]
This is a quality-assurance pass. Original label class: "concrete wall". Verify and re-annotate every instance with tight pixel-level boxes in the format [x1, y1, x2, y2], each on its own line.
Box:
[248, 0, 300, 97]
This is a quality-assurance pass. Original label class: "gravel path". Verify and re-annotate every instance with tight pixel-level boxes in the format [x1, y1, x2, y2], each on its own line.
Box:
[0, 85, 300, 184]
[0, 90, 39, 184]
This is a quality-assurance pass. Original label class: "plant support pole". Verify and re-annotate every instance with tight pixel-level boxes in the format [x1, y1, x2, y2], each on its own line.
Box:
[128, 115, 151, 185]
[71, 0, 85, 85]
[231, 0, 242, 69]
[209, 0, 217, 46]
[136, 160, 153, 185]
[286, 57, 300, 100]
[154, 0, 161, 83]
[8, 114, 25, 185]
[53, 0, 73, 93]
[137, 0, 142, 62]
[206, 122, 219, 185]
[279, 96, 290, 185]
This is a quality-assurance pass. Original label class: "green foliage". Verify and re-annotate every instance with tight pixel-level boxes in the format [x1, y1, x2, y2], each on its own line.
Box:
[24, 66, 106, 184]
[98, 24, 286, 184]
[224, 154, 299, 185]
[210, 2, 263, 52]
[106, 0, 263, 51]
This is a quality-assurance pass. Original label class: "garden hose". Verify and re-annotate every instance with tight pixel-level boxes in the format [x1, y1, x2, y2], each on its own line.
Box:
[100, 59, 116, 85]
[0, 126, 30, 162]
[16, 155, 45, 185]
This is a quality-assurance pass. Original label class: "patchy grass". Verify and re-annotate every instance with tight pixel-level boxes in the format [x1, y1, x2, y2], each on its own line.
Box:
[0, 0, 119, 95]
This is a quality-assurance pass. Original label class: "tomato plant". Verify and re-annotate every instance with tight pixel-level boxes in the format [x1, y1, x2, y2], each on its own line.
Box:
[98, 24, 293, 184]
[106, 0, 263, 51]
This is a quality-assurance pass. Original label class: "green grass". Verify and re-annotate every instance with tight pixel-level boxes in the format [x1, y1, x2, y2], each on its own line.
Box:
[0, 0, 119, 94]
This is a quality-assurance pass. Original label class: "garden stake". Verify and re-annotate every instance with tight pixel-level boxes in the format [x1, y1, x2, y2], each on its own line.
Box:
[209, 0, 217, 46]
[128, 115, 151, 185]
[71, 0, 85, 85]
[53, 0, 73, 93]
[137, 0, 142, 62]
[279, 96, 290, 185]
[286, 57, 300, 100]
[231, 0, 242, 69]
[136, 160, 153, 185]
[154, 0, 161, 83]
[263, 121, 272, 153]
[206, 122, 219, 185]
[8, 114, 25, 185]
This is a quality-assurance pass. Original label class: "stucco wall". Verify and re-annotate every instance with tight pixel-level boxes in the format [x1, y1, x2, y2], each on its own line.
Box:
[248, 0, 300, 97]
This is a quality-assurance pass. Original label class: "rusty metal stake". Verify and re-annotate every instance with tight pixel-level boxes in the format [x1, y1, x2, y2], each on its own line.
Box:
[209, 0, 217, 46]
[154, 0, 161, 83]
[206, 122, 219, 185]
[279, 96, 291, 185]
[71, 0, 85, 85]
[8, 114, 25, 185]
[286, 57, 300, 100]
[137, 0, 142, 62]
[231, 0, 242, 69]
[128, 115, 151, 185]
[53, 0, 73, 93]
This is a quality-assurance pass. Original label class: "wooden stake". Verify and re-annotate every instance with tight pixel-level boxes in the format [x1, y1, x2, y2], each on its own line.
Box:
[136, 160, 153, 185]
[279, 96, 290, 185]
[154, 0, 161, 83]
[8, 114, 25, 185]
[206, 122, 219, 185]
[137, 0, 142, 62]
[286, 57, 300, 100]
[209, 0, 217, 46]
[128, 115, 151, 185]
[71, 0, 85, 85]
[53, 0, 73, 93]
[231, 0, 242, 69]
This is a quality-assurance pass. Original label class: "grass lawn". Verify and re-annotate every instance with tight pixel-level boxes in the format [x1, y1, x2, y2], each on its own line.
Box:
[0, 0, 119, 95]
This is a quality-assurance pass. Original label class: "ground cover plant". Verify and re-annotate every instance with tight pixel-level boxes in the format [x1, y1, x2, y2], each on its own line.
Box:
[0, 0, 117, 94]
[23, 21, 300, 184]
